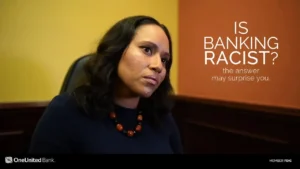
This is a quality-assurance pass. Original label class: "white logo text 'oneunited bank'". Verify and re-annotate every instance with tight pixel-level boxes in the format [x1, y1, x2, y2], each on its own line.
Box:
[5, 157, 55, 163]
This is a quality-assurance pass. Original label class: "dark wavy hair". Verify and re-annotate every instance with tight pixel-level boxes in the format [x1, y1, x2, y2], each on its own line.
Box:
[73, 15, 174, 127]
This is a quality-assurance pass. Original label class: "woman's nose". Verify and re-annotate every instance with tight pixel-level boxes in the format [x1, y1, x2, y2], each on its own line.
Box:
[149, 54, 163, 73]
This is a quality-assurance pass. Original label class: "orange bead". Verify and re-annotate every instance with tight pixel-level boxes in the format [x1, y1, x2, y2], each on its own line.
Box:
[135, 125, 142, 132]
[116, 124, 123, 131]
[110, 112, 116, 119]
[127, 130, 134, 137]
[137, 115, 143, 121]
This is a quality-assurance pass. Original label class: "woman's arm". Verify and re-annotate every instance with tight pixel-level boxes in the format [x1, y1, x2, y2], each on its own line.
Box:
[167, 113, 184, 154]
[28, 94, 74, 154]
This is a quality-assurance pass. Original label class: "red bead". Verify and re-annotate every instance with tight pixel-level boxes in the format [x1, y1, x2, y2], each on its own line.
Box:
[135, 125, 142, 132]
[127, 130, 134, 137]
[111, 111, 143, 137]
[116, 124, 123, 131]
[137, 115, 143, 121]
[110, 112, 116, 119]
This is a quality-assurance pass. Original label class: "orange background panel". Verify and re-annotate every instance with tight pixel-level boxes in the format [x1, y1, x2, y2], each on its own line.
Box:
[178, 0, 300, 109]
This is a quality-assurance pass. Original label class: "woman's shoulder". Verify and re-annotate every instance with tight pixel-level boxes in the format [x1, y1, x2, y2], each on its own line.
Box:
[47, 92, 76, 107]
[162, 112, 177, 125]
[48, 92, 79, 109]
[29, 93, 80, 153]
[43, 92, 82, 119]
[162, 112, 183, 154]
[159, 112, 179, 133]
[33, 92, 84, 136]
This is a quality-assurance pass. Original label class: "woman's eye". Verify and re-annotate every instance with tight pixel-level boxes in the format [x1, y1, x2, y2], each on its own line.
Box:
[142, 47, 152, 55]
[161, 58, 169, 65]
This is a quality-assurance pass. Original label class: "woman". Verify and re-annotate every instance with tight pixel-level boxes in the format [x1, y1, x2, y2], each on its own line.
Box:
[29, 15, 183, 154]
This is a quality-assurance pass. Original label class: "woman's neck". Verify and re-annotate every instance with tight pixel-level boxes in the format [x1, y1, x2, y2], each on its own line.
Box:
[113, 81, 140, 109]
[114, 97, 139, 109]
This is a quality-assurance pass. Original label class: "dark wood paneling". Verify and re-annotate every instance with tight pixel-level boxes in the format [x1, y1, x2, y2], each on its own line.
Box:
[1, 96, 299, 154]
[0, 102, 48, 154]
[172, 95, 300, 154]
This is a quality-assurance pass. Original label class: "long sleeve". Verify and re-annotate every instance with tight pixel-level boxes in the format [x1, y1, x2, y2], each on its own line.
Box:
[167, 113, 184, 154]
[28, 95, 73, 154]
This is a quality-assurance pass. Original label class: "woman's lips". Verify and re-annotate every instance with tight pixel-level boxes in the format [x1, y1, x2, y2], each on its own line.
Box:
[143, 76, 158, 85]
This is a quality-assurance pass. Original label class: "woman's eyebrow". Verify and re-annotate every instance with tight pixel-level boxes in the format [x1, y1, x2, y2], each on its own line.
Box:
[139, 41, 170, 57]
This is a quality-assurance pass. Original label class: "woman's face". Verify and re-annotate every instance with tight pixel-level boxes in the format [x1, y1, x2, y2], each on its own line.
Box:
[117, 24, 170, 98]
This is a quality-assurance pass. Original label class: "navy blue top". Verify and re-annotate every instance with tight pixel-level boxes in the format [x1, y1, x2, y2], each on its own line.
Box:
[28, 93, 183, 154]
